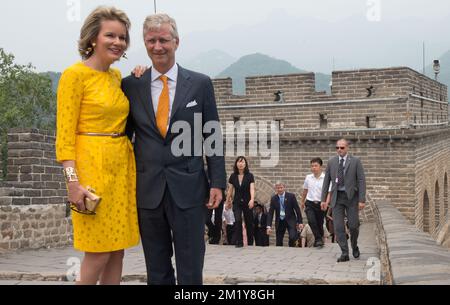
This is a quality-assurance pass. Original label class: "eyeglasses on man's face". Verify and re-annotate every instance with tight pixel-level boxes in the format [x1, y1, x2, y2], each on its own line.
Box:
[336, 146, 346, 150]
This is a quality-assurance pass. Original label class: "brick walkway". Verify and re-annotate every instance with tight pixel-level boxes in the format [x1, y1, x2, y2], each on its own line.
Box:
[0, 223, 379, 285]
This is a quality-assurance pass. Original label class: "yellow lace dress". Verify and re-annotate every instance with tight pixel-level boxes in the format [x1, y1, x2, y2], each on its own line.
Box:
[56, 62, 139, 252]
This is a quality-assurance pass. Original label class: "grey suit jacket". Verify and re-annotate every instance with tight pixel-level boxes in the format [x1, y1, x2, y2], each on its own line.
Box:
[321, 154, 366, 207]
[121, 65, 226, 209]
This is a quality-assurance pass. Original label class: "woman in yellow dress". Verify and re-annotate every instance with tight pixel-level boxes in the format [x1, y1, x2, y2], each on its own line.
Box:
[56, 6, 139, 285]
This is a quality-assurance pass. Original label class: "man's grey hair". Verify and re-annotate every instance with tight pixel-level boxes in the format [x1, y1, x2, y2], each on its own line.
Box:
[143, 13, 179, 39]
[336, 138, 350, 146]
[274, 181, 285, 186]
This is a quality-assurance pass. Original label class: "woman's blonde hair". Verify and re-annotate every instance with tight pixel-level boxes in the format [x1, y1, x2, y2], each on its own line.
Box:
[78, 6, 131, 59]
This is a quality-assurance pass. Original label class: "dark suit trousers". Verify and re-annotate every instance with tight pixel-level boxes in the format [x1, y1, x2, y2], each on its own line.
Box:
[205, 201, 224, 244]
[276, 219, 298, 247]
[232, 203, 254, 246]
[226, 224, 235, 245]
[305, 201, 325, 241]
[254, 228, 268, 246]
[333, 191, 360, 256]
[138, 187, 205, 285]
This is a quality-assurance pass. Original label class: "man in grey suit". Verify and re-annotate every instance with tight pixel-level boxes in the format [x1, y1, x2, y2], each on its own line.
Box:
[321, 139, 366, 262]
[122, 13, 226, 284]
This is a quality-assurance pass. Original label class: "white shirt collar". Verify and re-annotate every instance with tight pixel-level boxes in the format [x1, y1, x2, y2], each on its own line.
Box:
[316, 172, 325, 179]
[278, 192, 285, 198]
[151, 63, 178, 82]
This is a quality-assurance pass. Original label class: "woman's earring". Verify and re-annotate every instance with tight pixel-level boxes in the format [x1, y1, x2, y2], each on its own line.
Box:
[85, 43, 96, 55]
[122, 52, 128, 59]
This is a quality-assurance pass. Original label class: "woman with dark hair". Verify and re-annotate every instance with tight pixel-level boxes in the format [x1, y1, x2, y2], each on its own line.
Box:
[225, 156, 255, 247]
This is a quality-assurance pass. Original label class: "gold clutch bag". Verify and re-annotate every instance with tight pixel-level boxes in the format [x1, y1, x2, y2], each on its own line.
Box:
[84, 186, 102, 213]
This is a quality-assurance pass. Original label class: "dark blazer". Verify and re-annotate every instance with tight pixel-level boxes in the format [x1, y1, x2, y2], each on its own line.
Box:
[122, 65, 226, 209]
[228, 172, 255, 206]
[267, 192, 303, 229]
[321, 154, 366, 208]
[254, 212, 268, 229]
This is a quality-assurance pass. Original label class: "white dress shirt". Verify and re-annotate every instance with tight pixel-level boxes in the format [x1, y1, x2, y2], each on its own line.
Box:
[151, 63, 178, 127]
[339, 154, 348, 169]
[303, 172, 326, 202]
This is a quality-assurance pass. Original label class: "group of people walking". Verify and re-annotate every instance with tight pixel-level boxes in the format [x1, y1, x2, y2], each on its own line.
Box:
[206, 142, 366, 265]
[56, 6, 366, 285]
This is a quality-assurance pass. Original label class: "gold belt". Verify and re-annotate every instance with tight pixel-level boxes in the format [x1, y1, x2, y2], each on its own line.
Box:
[77, 132, 126, 138]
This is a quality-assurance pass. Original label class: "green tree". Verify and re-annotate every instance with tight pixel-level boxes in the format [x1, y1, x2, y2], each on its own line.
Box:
[0, 48, 56, 178]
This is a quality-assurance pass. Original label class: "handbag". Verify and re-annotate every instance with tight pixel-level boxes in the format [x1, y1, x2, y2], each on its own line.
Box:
[84, 186, 102, 212]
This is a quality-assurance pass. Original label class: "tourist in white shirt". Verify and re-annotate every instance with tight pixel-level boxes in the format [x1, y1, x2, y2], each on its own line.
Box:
[300, 157, 328, 248]
[222, 204, 236, 245]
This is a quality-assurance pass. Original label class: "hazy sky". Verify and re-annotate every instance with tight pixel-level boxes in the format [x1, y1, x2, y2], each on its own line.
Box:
[1, 0, 450, 74]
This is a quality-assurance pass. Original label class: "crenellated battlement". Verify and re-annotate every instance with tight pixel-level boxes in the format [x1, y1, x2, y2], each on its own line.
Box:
[214, 67, 449, 131]
[213, 67, 448, 106]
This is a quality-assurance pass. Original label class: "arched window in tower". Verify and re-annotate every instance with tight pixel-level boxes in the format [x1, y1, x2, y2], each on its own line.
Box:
[423, 190, 430, 233]
[435, 181, 440, 229]
[444, 174, 448, 218]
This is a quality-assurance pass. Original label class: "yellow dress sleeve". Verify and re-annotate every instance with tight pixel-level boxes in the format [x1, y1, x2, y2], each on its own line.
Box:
[55, 68, 83, 162]
[112, 68, 122, 82]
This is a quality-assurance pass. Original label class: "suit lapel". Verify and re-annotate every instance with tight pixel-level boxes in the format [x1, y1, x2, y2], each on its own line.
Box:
[137, 68, 158, 132]
[333, 155, 340, 177]
[344, 155, 352, 175]
[169, 65, 192, 123]
[284, 196, 289, 216]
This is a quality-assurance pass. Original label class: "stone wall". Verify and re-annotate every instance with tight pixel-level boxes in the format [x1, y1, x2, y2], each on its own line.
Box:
[217, 67, 449, 231]
[224, 129, 416, 223]
[409, 95, 448, 126]
[215, 68, 448, 131]
[0, 129, 70, 251]
[214, 67, 448, 106]
[222, 128, 449, 229]
[376, 200, 450, 285]
[0, 134, 5, 180]
[219, 98, 410, 130]
[212, 78, 233, 102]
[436, 213, 450, 248]
[365, 198, 393, 285]
[414, 128, 450, 235]
[0, 148, 3, 179]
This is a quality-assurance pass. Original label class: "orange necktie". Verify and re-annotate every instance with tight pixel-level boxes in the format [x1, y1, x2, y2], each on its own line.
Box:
[156, 75, 170, 138]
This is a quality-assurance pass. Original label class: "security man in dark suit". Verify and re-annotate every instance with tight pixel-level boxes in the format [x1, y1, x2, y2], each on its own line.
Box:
[321, 138, 366, 262]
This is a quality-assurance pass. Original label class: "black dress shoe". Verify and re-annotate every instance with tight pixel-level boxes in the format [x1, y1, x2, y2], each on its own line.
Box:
[353, 246, 360, 259]
[314, 240, 324, 248]
[337, 255, 350, 262]
[235, 244, 243, 248]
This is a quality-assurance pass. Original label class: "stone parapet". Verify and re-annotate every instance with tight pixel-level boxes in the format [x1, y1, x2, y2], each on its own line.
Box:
[376, 200, 450, 284]
[0, 129, 70, 250]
